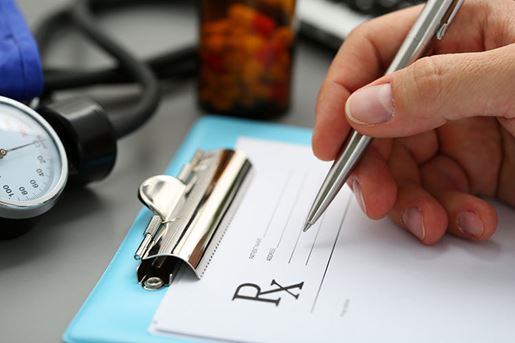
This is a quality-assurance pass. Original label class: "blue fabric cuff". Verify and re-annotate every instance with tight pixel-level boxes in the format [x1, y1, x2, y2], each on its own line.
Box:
[0, 0, 43, 101]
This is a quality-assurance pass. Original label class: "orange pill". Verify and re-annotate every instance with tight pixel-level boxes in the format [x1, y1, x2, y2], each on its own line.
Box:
[243, 35, 266, 56]
[202, 19, 229, 37]
[228, 4, 256, 28]
[266, 63, 288, 82]
[202, 35, 227, 53]
[242, 60, 264, 85]
[225, 50, 245, 70]
[272, 27, 294, 48]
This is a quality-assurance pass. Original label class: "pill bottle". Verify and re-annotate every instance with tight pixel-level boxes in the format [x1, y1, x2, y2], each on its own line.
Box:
[199, 0, 296, 118]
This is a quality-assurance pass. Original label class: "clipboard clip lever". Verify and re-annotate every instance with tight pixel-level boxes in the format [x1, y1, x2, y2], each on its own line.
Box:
[134, 149, 252, 290]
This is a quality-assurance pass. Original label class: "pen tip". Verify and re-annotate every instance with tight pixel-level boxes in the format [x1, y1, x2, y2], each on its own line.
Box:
[303, 222, 312, 232]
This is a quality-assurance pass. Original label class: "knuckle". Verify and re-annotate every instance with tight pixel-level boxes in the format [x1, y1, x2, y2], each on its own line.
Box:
[478, 0, 515, 46]
[400, 57, 445, 115]
[500, 11, 515, 45]
[489, 47, 515, 118]
[345, 23, 369, 44]
[501, 99, 515, 119]
[346, 17, 385, 45]
[499, 118, 515, 139]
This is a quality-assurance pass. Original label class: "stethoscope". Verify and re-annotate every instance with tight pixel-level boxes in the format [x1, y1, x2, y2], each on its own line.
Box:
[0, 0, 197, 239]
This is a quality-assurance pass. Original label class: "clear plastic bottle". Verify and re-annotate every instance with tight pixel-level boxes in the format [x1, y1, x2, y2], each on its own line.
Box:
[199, 0, 296, 118]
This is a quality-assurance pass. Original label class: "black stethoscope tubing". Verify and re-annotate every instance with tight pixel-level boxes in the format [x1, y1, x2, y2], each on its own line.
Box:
[34, 0, 198, 138]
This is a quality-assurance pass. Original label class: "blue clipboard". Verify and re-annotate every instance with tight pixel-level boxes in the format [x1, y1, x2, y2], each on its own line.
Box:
[64, 115, 311, 343]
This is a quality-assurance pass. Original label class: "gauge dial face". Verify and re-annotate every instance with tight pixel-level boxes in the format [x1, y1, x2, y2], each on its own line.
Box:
[0, 97, 68, 218]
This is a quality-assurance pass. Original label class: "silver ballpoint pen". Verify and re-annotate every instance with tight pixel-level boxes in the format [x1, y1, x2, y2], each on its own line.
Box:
[304, 0, 465, 232]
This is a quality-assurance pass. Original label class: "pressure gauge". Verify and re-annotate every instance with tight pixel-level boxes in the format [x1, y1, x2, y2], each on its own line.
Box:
[0, 96, 68, 220]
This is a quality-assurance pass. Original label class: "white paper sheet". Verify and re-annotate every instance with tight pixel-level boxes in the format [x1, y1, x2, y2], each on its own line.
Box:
[151, 138, 515, 343]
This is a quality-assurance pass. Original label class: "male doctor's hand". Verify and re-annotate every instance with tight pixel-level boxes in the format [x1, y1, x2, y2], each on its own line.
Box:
[313, 0, 515, 244]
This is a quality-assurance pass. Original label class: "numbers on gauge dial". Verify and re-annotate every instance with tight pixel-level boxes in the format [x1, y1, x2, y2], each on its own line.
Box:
[0, 105, 62, 203]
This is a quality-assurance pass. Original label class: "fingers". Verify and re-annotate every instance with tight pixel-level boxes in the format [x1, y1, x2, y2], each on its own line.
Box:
[345, 44, 515, 138]
[389, 183, 448, 245]
[496, 128, 515, 207]
[350, 136, 500, 243]
[433, 192, 497, 241]
[387, 142, 447, 244]
[437, 118, 502, 197]
[499, 117, 515, 139]
[347, 146, 396, 220]
[421, 155, 498, 241]
[312, 82, 351, 161]
[396, 131, 438, 164]
[313, 6, 421, 160]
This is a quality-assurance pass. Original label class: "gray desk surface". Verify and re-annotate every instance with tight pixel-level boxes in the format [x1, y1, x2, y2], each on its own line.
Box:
[0, 1, 334, 342]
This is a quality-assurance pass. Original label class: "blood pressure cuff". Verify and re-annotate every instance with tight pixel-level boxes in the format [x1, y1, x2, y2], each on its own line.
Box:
[0, 0, 43, 101]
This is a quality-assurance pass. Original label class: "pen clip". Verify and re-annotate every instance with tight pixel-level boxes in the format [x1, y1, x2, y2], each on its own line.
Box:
[436, 0, 464, 40]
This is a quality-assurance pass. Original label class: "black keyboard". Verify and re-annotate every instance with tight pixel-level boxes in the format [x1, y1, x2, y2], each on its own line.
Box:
[298, 0, 425, 49]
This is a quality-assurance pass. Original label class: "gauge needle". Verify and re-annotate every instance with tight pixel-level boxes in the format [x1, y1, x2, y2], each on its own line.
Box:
[0, 141, 37, 159]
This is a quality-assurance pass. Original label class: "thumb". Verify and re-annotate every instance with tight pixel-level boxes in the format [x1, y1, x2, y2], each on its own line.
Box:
[344, 45, 515, 138]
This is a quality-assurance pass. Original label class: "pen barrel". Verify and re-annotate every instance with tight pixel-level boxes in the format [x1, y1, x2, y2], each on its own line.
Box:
[307, 131, 372, 225]
[386, 0, 460, 73]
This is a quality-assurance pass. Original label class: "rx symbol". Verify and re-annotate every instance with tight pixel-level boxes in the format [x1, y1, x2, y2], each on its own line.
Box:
[232, 279, 304, 306]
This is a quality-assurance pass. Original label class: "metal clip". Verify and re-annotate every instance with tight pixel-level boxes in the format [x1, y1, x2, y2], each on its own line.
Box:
[436, 0, 464, 40]
[135, 149, 252, 290]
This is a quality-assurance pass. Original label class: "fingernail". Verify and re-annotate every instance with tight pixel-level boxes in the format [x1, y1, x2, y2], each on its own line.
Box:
[402, 208, 426, 241]
[346, 83, 394, 124]
[351, 178, 367, 214]
[457, 211, 484, 238]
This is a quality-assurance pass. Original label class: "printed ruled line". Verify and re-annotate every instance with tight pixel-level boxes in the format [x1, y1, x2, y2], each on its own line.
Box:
[276, 173, 308, 249]
[340, 299, 350, 317]
[305, 214, 327, 266]
[288, 222, 306, 264]
[310, 198, 352, 314]
[288, 208, 323, 264]
[262, 171, 293, 238]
